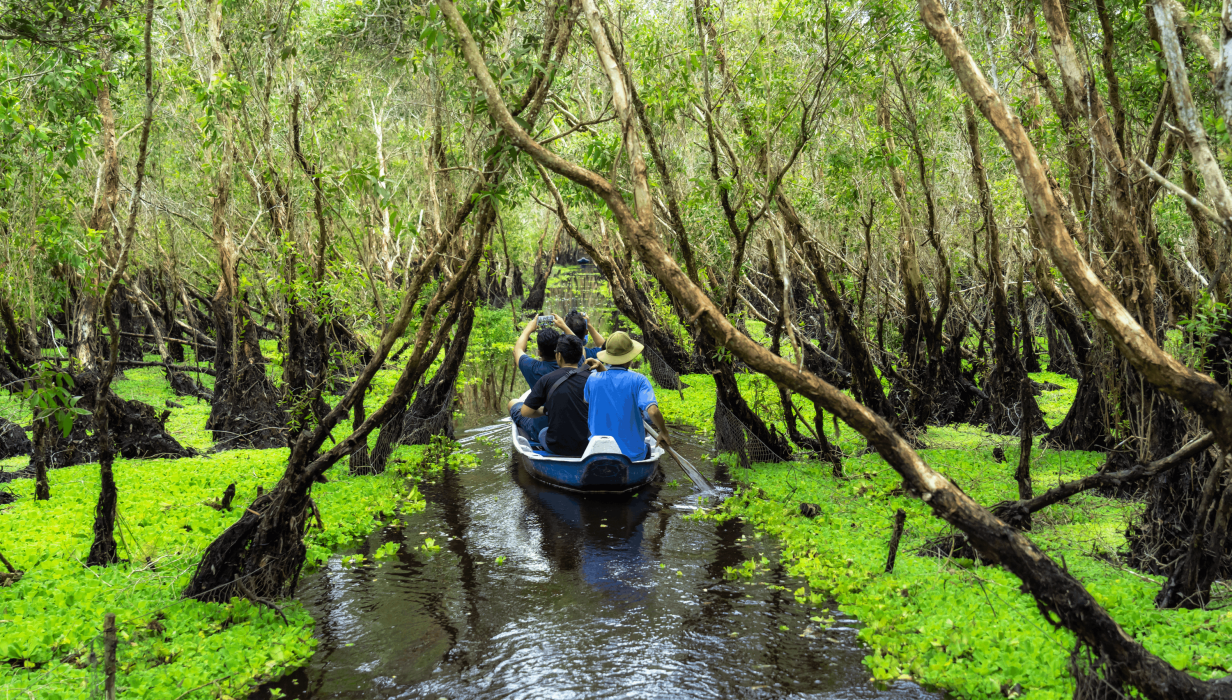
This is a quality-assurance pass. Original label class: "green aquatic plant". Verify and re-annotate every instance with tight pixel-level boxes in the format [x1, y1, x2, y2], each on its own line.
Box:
[720, 430, 1232, 699]
[0, 446, 407, 698]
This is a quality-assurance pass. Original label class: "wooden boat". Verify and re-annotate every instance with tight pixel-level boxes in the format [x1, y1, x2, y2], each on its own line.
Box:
[510, 393, 662, 494]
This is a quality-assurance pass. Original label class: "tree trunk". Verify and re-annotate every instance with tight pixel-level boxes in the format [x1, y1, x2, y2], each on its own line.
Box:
[1045, 311, 1080, 379]
[966, 104, 1044, 436]
[523, 224, 563, 311]
[1017, 276, 1042, 373]
[348, 397, 371, 474]
[879, 96, 932, 382]
[404, 285, 478, 445]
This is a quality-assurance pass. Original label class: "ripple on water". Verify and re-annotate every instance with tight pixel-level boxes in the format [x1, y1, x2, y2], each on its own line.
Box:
[253, 416, 943, 700]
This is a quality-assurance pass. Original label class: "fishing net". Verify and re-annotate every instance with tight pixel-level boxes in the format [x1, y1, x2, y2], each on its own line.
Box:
[713, 399, 792, 467]
[641, 342, 684, 391]
[401, 386, 457, 445]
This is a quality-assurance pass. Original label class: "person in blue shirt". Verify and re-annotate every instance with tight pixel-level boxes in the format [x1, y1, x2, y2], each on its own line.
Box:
[583, 331, 672, 459]
[563, 309, 606, 362]
[508, 317, 561, 436]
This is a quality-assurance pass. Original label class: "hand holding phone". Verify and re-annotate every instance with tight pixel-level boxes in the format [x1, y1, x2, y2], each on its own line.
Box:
[537, 315, 555, 329]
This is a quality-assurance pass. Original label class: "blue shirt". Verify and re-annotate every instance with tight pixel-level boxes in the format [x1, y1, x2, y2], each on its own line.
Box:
[584, 367, 657, 459]
[518, 354, 558, 390]
[584, 346, 602, 361]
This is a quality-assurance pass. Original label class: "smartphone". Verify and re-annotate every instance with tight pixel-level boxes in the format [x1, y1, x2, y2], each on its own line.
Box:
[537, 315, 555, 329]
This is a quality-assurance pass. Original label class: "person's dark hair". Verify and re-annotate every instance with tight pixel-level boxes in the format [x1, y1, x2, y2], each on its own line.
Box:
[536, 328, 560, 359]
[564, 310, 588, 339]
[555, 334, 584, 364]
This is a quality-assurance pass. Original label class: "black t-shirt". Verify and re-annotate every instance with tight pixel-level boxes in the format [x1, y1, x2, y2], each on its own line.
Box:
[523, 366, 591, 456]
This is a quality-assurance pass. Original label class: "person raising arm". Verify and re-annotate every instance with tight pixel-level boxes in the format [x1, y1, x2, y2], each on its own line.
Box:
[511, 318, 561, 389]
[509, 318, 561, 439]
[564, 310, 606, 362]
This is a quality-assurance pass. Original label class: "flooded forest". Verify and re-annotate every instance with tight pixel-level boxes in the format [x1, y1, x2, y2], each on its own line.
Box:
[4, 0, 1232, 697]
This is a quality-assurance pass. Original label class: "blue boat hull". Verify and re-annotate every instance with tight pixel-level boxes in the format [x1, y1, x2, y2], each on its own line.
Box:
[512, 425, 659, 494]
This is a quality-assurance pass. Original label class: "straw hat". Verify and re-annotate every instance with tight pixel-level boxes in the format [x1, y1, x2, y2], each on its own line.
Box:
[597, 331, 644, 365]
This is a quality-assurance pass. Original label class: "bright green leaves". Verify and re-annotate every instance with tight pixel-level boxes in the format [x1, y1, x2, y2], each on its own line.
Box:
[23, 363, 90, 438]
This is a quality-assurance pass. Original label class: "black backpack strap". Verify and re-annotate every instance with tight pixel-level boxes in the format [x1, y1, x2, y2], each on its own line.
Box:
[543, 368, 589, 414]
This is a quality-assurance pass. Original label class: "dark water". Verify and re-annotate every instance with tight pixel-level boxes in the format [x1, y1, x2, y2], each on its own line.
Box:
[254, 417, 941, 699]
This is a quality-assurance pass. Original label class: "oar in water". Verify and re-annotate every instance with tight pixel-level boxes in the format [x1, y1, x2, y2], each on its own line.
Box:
[643, 421, 715, 494]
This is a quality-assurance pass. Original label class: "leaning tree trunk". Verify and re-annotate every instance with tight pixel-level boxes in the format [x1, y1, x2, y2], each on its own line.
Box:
[879, 97, 935, 427]
[404, 286, 477, 445]
[368, 262, 474, 473]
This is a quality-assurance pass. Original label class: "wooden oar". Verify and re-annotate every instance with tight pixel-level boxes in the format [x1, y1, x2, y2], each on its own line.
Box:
[644, 421, 715, 494]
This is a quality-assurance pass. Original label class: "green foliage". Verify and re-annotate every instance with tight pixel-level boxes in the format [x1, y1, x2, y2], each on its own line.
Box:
[23, 362, 90, 438]
[721, 431, 1232, 699]
[0, 445, 407, 699]
[0, 356, 437, 698]
[1175, 291, 1229, 371]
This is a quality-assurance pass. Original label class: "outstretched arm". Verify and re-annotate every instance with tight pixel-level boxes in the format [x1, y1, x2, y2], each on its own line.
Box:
[586, 313, 606, 347]
[512, 318, 537, 364]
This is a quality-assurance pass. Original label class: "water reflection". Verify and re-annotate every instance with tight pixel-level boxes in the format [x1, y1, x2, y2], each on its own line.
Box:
[515, 464, 658, 600]
[254, 419, 943, 700]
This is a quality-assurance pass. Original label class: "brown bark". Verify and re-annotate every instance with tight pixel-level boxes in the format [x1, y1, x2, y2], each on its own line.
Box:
[440, 0, 1232, 695]
[88, 0, 156, 567]
[919, 1, 1232, 692]
[1016, 275, 1041, 373]
[878, 96, 932, 373]
[1040, 0, 1157, 335]
[1185, 162, 1227, 301]
[966, 104, 1043, 436]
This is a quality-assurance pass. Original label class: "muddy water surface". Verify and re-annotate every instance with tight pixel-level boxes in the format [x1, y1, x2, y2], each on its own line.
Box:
[255, 417, 942, 699]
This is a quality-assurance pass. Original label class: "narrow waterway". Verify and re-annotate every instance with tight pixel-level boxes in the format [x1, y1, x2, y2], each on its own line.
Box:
[254, 415, 941, 699]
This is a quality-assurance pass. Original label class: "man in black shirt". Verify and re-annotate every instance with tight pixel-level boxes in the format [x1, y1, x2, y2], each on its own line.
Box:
[518, 335, 591, 456]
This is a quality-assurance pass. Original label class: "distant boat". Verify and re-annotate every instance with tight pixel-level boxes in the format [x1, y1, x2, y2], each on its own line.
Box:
[510, 395, 662, 494]
[576, 257, 592, 265]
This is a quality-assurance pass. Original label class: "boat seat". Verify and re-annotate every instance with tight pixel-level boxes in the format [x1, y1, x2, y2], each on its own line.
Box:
[514, 423, 661, 463]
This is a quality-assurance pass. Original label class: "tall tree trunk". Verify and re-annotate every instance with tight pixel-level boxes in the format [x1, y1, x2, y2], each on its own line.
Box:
[878, 96, 932, 378]
[966, 104, 1043, 436]
[88, 0, 157, 566]
[1016, 275, 1042, 373]
[202, 0, 287, 450]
